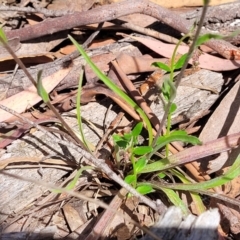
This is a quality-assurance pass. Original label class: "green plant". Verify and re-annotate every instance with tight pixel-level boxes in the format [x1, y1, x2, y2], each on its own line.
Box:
[0, 0, 236, 215]
[113, 122, 153, 194]
[67, 6, 240, 213]
[152, 34, 189, 157]
[68, 35, 154, 146]
[68, 31, 207, 212]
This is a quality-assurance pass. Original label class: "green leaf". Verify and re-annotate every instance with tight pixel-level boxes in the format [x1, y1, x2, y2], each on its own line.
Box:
[167, 79, 176, 101]
[53, 166, 93, 193]
[132, 122, 143, 138]
[136, 185, 154, 195]
[169, 103, 177, 114]
[162, 187, 189, 215]
[158, 172, 166, 178]
[140, 158, 170, 173]
[115, 140, 129, 149]
[162, 78, 176, 102]
[113, 134, 131, 149]
[167, 153, 240, 190]
[152, 185, 189, 216]
[174, 53, 188, 70]
[171, 169, 205, 213]
[146, 154, 240, 193]
[147, 130, 201, 160]
[124, 174, 136, 185]
[135, 157, 147, 173]
[133, 146, 153, 155]
[162, 79, 171, 101]
[76, 70, 90, 151]
[195, 33, 223, 47]
[122, 133, 133, 143]
[37, 70, 50, 102]
[0, 28, 8, 44]
[112, 134, 123, 143]
[156, 130, 201, 146]
[152, 62, 171, 72]
[138, 182, 189, 215]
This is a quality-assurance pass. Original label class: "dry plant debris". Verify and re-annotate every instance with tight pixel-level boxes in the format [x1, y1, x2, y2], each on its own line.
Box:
[0, 0, 240, 239]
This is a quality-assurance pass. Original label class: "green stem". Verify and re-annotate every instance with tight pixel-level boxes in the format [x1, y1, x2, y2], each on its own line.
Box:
[131, 153, 137, 188]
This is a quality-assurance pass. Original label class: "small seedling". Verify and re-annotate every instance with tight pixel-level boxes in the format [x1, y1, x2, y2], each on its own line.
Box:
[113, 122, 153, 194]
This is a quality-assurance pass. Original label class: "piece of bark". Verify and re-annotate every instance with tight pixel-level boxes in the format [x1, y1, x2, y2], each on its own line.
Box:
[185, 2, 240, 45]
[0, 97, 118, 223]
[141, 206, 220, 240]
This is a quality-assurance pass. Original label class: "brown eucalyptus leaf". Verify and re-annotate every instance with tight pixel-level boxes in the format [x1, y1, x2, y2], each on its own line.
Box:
[0, 67, 71, 123]
[199, 80, 240, 173]
[128, 35, 240, 71]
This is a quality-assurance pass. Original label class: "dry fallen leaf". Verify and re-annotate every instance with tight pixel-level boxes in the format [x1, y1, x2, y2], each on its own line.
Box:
[199, 80, 240, 173]
[127, 35, 240, 71]
[0, 67, 71, 122]
[62, 203, 84, 232]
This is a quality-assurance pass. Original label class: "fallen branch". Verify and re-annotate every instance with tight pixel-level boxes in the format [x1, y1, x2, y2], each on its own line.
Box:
[6, 0, 240, 60]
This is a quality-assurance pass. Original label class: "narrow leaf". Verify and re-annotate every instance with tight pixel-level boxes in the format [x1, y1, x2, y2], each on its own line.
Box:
[37, 70, 50, 102]
[132, 122, 143, 138]
[0, 28, 8, 44]
[162, 79, 171, 101]
[69, 35, 153, 145]
[160, 187, 189, 216]
[158, 172, 166, 178]
[135, 157, 147, 173]
[124, 174, 136, 185]
[133, 146, 153, 155]
[76, 70, 90, 150]
[174, 53, 188, 70]
[136, 185, 154, 195]
[195, 33, 222, 47]
[147, 131, 201, 161]
[152, 154, 240, 191]
[152, 62, 171, 72]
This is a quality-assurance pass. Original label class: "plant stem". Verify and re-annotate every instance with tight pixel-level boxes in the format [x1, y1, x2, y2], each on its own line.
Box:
[152, 1, 210, 147]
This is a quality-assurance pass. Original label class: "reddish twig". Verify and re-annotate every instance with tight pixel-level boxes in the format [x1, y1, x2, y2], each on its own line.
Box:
[142, 132, 240, 173]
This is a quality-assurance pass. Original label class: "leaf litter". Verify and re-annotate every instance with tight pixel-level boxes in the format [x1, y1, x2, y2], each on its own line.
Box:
[0, 0, 240, 239]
